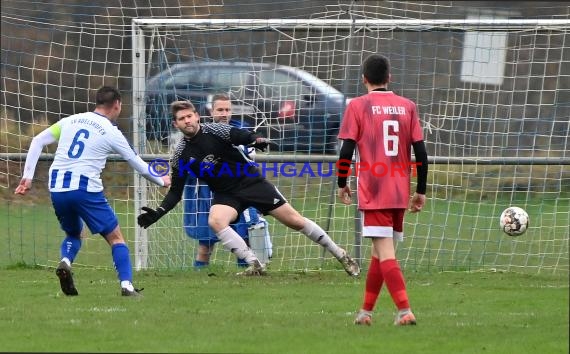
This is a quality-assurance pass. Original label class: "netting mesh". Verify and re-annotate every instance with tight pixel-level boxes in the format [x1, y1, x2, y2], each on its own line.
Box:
[2, 1, 569, 275]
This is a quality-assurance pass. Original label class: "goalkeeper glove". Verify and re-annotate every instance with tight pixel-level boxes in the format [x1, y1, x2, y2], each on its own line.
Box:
[249, 137, 278, 152]
[137, 206, 166, 229]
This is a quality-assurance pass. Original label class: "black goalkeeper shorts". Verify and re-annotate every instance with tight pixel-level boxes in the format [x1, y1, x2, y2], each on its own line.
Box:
[212, 179, 287, 215]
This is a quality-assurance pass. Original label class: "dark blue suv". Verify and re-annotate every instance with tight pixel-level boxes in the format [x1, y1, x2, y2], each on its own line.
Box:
[145, 61, 347, 154]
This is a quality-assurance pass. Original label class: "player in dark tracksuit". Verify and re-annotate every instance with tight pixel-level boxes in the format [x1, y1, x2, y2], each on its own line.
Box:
[138, 100, 360, 277]
[182, 117, 269, 268]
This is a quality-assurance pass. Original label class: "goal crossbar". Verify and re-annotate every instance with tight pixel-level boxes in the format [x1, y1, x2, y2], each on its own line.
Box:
[132, 18, 570, 31]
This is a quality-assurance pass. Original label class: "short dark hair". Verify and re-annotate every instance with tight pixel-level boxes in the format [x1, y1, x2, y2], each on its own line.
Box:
[95, 86, 121, 107]
[212, 93, 231, 104]
[171, 100, 196, 119]
[362, 54, 390, 85]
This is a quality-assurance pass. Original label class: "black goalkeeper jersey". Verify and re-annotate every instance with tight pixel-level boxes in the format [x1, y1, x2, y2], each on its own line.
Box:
[159, 123, 263, 213]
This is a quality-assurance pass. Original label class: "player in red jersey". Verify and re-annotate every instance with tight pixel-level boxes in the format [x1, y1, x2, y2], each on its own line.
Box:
[337, 54, 428, 326]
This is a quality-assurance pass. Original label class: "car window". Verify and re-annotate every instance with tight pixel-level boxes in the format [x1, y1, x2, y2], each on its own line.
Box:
[162, 68, 208, 90]
[287, 67, 343, 97]
[209, 67, 249, 88]
[258, 70, 313, 100]
[210, 67, 252, 99]
[160, 66, 250, 93]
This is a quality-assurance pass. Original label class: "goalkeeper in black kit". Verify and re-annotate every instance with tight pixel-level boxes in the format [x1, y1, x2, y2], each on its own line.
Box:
[138, 100, 360, 276]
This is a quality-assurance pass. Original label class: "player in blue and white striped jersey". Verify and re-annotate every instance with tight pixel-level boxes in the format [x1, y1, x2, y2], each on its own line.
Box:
[15, 86, 171, 296]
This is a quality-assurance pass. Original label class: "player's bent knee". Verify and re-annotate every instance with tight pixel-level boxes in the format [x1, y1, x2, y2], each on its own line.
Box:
[102, 226, 126, 245]
[208, 218, 230, 233]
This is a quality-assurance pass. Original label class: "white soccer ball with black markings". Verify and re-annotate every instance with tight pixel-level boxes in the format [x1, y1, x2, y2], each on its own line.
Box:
[500, 206, 529, 236]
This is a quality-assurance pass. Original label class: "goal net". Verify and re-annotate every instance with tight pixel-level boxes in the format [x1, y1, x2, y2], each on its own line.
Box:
[2, 2, 568, 276]
[131, 18, 569, 274]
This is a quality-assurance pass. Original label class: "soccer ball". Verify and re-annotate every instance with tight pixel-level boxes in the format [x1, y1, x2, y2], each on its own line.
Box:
[499, 206, 529, 236]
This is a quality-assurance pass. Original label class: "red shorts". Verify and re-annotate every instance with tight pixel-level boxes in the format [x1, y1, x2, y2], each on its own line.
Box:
[361, 209, 405, 241]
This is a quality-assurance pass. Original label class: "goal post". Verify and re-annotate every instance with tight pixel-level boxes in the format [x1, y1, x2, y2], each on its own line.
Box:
[131, 18, 569, 274]
[132, 22, 149, 270]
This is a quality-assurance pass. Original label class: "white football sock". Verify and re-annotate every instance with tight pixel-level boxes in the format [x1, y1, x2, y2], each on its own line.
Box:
[120, 280, 134, 291]
[216, 226, 258, 264]
[300, 218, 344, 259]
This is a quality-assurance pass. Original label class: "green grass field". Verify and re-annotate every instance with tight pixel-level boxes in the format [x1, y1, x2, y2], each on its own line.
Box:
[0, 265, 568, 353]
[2, 163, 568, 353]
[4, 190, 569, 274]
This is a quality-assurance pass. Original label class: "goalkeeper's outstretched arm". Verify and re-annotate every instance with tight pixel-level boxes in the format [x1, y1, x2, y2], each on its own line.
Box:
[204, 123, 276, 151]
[158, 167, 185, 213]
[229, 127, 277, 151]
[137, 166, 185, 229]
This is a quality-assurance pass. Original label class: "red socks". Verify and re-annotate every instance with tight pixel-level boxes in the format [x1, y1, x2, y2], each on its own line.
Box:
[380, 258, 410, 310]
[361, 257, 411, 311]
[362, 256, 383, 311]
